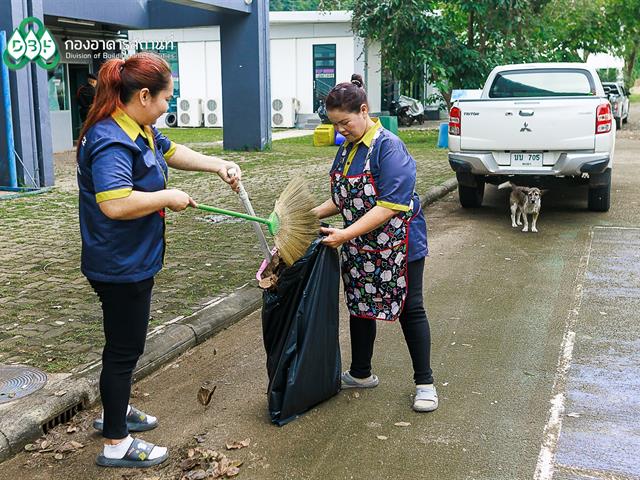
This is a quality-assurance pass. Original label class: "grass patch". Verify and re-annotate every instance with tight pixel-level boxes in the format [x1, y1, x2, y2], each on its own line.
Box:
[158, 127, 293, 145]
[630, 94, 640, 103]
[158, 127, 223, 144]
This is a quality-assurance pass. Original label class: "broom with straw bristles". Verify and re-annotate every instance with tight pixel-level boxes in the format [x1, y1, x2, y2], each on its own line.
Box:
[195, 178, 319, 267]
[271, 179, 320, 266]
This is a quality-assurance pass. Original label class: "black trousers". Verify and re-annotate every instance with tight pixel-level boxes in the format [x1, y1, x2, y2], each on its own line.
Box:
[349, 258, 434, 385]
[90, 277, 154, 439]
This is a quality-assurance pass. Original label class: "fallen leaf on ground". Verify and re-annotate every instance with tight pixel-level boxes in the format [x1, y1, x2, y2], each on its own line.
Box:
[180, 457, 200, 471]
[197, 382, 217, 407]
[226, 438, 250, 450]
[54, 453, 63, 460]
[182, 469, 207, 480]
[566, 412, 581, 418]
[53, 390, 67, 397]
[376, 435, 388, 440]
[56, 441, 84, 453]
[24, 444, 37, 452]
[194, 434, 206, 444]
[40, 440, 50, 450]
[66, 426, 78, 434]
[394, 422, 411, 427]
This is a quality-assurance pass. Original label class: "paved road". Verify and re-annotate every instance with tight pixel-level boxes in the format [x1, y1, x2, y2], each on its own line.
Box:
[1, 107, 638, 480]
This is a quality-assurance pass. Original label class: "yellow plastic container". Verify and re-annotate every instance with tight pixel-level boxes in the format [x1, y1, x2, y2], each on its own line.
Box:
[313, 124, 336, 146]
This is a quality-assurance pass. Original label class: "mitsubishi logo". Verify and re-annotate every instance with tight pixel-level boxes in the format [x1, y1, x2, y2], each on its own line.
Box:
[520, 122, 532, 132]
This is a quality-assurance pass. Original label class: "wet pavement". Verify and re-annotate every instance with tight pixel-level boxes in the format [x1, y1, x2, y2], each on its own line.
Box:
[0, 106, 638, 479]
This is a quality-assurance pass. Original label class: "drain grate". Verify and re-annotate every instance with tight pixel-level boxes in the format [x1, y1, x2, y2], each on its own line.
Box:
[42, 402, 84, 434]
[0, 364, 48, 404]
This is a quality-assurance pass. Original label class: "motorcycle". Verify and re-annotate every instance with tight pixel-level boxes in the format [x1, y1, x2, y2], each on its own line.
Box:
[389, 95, 425, 126]
[317, 100, 331, 124]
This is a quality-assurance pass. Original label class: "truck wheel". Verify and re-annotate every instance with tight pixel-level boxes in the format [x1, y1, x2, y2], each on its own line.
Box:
[588, 169, 611, 212]
[622, 115, 628, 124]
[457, 176, 485, 208]
[615, 117, 621, 130]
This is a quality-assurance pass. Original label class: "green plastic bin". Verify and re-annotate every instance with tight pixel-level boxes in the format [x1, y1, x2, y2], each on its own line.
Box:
[377, 116, 398, 135]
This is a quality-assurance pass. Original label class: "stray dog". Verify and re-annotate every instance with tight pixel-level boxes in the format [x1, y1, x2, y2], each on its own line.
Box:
[498, 182, 542, 233]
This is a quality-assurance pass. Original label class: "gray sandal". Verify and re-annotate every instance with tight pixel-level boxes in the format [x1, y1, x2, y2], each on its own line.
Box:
[341, 371, 379, 389]
[96, 438, 168, 468]
[413, 384, 438, 412]
[93, 406, 158, 432]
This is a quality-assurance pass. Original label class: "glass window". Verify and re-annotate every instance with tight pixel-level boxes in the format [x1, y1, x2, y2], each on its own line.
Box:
[47, 64, 69, 111]
[489, 70, 595, 98]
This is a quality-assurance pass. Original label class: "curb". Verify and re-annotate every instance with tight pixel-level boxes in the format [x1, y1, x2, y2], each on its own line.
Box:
[422, 177, 458, 207]
[0, 177, 456, 464]
[0, 284, 262, 463]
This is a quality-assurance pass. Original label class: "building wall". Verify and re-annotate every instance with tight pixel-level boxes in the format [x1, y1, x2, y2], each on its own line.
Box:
[128, 18, 382, 121]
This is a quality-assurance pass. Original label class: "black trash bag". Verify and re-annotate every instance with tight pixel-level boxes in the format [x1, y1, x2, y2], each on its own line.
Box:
[262, 238, 341, 426]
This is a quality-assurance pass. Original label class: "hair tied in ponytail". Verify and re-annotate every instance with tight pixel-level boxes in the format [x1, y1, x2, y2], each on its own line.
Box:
[351, 78, 362, 88]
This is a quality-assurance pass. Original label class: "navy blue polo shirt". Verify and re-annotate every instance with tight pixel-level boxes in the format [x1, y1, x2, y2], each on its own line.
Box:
[331, 120, 428, 261]
[77, 109, 177, 283]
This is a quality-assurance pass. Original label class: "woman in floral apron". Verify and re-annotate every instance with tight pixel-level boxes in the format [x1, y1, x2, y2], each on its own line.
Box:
[312, 74, 438, 412]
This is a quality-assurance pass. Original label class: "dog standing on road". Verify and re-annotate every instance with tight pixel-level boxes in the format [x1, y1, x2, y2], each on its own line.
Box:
[498, 182, 542, 233]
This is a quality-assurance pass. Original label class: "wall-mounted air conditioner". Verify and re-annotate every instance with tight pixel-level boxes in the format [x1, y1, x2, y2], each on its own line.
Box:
[203, 98, 223, 127]
[177, 98, 203, 127]
[271, 97, 299, 128]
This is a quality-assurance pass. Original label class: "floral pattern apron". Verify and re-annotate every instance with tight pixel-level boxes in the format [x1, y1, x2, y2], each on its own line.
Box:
[331, 129, 415, 322]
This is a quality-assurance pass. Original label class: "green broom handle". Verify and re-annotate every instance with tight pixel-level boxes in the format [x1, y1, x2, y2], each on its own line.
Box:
[195, 203, 271, 226]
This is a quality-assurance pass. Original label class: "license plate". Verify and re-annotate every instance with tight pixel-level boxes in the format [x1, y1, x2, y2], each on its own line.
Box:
[511, 152, 543, 167]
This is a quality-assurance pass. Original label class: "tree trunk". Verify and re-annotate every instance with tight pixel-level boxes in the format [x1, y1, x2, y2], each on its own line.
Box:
[624, 42, 638, 90]
[467, 10, 474, 48]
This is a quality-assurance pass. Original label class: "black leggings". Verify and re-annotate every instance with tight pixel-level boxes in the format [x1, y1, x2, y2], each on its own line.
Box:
[349, 258, 433, 385]
[90, 277, 154, 439]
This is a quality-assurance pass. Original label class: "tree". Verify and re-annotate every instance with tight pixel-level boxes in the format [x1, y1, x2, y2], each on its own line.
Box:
[352, 0, 562, 106]
[270, 0, 354, 11]
[607, 0, 640, 89]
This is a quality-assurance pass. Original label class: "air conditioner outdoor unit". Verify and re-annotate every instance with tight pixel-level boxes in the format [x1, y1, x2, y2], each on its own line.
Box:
[177, 98, 203, 127]
[271, 97, 298, 128]
[203, 98, 223, 127]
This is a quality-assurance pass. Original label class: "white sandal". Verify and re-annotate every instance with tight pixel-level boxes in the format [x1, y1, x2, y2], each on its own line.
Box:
[413, 384, 438, 412]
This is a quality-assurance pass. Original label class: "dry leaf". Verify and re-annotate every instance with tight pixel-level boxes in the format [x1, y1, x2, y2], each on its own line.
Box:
[54, 453, 64, 460]
[180, 457, 199, 471]
[24, 444, 37, 452]
[225, 466, 240, 477]
[566, 412, 581, 418]
[40, 440, 50, 450]
[53, 390, 67, 397]
[394, 422, 411, 427]
[225, 438, 250, 450]
[57, 441, 83, 453]
[66, 426, 78, 434]
[376, 435, 388, 440]
[182, 469, 207, 480]
[197, 382, 217, 407]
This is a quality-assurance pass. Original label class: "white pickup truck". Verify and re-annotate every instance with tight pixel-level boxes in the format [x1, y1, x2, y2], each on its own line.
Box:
[448, 63, 615, 211]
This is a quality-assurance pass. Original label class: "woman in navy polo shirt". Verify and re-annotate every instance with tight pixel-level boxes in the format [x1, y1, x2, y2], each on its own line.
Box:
[77, 52, 240, 468]
[313, 74, 438, 413]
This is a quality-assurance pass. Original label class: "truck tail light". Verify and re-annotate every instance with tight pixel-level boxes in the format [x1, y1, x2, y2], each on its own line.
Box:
[596, 103, 612, 134]
[449, 106, 461, 136]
